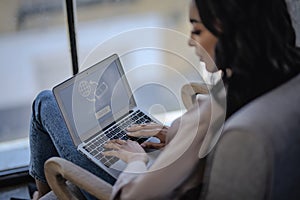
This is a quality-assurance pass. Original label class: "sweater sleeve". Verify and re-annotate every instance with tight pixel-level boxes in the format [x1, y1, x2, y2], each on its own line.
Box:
[111, 160, 147, 199]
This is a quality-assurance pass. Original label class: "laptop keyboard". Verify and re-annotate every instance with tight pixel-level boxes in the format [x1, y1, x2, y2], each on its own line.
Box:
[82, 110, 153, 167]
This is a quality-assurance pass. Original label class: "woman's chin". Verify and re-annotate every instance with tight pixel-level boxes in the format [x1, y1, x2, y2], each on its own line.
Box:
[205, 67, 218, 73]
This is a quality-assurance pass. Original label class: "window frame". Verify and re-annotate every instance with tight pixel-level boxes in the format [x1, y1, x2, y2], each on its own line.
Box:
[0, 0, 78, 183]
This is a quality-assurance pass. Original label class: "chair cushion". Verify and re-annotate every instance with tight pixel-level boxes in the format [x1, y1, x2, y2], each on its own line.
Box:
[201, 74, 300, 200]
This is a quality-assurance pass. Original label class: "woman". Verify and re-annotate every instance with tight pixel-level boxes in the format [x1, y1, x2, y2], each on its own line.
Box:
[197, 0, 300, 117]
[29, 0, 219, 199]
[103, 0, 300, 199]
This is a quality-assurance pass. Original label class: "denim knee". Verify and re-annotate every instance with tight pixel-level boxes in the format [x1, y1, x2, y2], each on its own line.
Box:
[32, 90, 57, 124]
[33, 90, 55, 111]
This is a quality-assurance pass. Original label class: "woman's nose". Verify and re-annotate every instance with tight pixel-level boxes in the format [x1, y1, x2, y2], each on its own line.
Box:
[188, 37, 196, 47]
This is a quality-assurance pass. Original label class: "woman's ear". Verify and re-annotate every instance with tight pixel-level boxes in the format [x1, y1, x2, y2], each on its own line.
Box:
[214, 18, 222, 33]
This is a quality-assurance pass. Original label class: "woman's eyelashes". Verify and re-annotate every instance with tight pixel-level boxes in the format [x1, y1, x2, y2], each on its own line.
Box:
[191, 30, 202, 35]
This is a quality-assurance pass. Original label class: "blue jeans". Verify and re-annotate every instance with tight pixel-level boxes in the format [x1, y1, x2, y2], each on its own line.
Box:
[29, 90, 116, 197]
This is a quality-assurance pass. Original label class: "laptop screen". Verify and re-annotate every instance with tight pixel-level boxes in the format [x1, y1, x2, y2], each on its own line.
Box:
[53, 54, 136, 144]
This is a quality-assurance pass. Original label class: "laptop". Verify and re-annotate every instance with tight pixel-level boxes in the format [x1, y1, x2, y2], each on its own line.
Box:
[53, 54, 161, 179]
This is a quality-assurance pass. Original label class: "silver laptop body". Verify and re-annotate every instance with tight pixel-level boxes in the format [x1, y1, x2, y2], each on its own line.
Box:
[53, 54, 160, 178]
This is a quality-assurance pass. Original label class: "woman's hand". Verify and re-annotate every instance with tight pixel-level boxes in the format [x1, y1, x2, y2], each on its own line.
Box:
[102, 139, 148, 164]
[126, 122, 168, 149]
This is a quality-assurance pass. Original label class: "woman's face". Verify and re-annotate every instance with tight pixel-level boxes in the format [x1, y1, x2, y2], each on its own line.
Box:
[188, 0, 218, 72]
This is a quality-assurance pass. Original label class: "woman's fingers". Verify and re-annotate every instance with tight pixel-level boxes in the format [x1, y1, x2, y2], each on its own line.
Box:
[126, 123, 164, 131]
[127, 123, 168, 138]
[104, 139, 144, 152]
[127, 129, 162, 137]
[141, 141, 165, 149]
[102, 139, 148, 163]
[103, 142, 120, 150]
[113, 139, 127, 145]
[104, 139, 125, 150]
[102, 150, 119, 157]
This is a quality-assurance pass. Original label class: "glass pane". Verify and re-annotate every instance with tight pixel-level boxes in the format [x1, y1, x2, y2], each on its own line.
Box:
[75, 0, 199, 123]
[0, 0, 72, 171]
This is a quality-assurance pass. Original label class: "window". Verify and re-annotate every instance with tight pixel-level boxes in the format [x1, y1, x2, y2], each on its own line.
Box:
[74, 0, 194, 120]
[0, 0, 71, 172]
[0, 0, 191, 172]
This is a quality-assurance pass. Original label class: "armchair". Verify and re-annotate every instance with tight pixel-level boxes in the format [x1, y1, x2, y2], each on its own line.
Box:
[43, 74, 300, 200]
[44, 157, 112, 200]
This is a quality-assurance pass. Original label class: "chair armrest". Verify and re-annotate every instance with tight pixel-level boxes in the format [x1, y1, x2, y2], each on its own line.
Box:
[45, 157, 112, 200]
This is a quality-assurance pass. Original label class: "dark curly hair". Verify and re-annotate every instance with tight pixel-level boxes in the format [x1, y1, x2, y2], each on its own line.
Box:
[196, 0, 300, 117]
